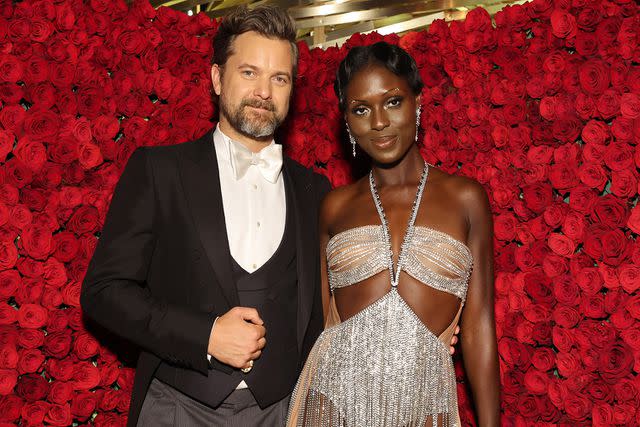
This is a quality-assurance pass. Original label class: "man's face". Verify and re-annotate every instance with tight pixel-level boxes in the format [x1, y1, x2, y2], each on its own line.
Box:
[211, 31, 294, 142]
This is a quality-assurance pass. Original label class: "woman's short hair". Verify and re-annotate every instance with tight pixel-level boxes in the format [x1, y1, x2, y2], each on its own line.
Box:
[213, 5, 298, 77]
[334, 42, 424, 111]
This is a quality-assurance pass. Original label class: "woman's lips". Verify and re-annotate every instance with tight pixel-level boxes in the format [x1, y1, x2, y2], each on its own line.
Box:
[371, 135, 398, 149]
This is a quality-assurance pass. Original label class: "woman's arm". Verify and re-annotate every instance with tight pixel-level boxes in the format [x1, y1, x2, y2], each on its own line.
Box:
[459, 180, 500, 426]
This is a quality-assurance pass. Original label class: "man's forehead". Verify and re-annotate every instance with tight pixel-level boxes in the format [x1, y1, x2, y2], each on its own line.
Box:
[227, 32, 294, 69]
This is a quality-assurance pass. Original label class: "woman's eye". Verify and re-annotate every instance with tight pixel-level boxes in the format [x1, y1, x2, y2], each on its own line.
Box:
[386, 97, 402, 108]
[352, 107, 368, 116]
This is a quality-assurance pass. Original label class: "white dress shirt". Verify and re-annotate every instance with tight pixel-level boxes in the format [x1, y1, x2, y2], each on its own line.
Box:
[208, 125, 286, 389]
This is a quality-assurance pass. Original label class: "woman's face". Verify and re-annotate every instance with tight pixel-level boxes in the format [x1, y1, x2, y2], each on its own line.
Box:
[344, 63, 419, 165]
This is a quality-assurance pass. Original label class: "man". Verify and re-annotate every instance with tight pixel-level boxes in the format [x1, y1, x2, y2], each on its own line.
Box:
[81, 6, 329, 426]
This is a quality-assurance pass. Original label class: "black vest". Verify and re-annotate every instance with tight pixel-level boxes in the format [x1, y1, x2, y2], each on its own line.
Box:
[155, 179, 300, 409]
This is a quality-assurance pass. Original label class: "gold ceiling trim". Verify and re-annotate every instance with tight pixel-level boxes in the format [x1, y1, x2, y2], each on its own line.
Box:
[143, 0, 526, 49]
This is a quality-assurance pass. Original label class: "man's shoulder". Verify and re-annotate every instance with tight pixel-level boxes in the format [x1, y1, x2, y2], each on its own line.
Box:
[135, 129, 214, 162]
[284, 155, 330, 189]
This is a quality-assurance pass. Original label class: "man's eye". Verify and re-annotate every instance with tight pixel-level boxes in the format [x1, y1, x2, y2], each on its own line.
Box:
[274, 76, 289, 84]
[242, 70, 256, 77]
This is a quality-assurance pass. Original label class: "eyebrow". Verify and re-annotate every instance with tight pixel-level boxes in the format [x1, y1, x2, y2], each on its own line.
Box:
[350, 87, 401, 103]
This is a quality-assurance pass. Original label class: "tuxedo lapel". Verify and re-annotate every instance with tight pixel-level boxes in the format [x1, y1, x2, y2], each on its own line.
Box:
[283, 158, 316, 351]
[179, 130, 239, 308]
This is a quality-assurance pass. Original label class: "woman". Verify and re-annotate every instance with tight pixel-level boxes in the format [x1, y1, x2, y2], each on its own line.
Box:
[288, 42, 500, 427]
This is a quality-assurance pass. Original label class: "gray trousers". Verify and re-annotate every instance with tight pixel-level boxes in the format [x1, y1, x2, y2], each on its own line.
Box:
[137, 378, 289, 427]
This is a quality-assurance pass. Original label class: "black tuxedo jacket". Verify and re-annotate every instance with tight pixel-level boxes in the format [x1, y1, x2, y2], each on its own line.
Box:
[80, 129, 330, 426]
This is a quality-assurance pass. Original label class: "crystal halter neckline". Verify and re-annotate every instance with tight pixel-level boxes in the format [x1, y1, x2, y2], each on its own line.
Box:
[368, 161, 429, 288]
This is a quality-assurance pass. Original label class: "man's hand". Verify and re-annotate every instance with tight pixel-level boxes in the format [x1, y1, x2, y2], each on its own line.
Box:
[450, 325, 460, 355]
[208, 307, 266, 370]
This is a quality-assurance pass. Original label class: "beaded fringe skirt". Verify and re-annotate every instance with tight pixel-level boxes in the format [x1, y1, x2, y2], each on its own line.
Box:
[287, 289, 461, 427]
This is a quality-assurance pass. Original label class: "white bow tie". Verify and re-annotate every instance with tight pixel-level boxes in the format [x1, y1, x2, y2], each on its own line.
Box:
[229, 141, 283, 183]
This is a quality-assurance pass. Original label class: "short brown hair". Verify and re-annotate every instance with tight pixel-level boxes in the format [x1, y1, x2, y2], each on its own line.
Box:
[213, 5, 298, 78]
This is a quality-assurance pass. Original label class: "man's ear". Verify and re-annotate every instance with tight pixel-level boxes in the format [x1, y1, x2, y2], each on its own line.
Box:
[211, 64, 222, 96]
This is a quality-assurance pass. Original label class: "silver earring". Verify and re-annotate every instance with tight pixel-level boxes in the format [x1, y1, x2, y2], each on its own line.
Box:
[347, 125, 356, 157]
[415, 107, 422, 141]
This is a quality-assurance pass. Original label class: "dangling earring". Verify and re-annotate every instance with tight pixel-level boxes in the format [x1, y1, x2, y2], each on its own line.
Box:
[347, 124, 356, 157]
[415, 106, 422, 141]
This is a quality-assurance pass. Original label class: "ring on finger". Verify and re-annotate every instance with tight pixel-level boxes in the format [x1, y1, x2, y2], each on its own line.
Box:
[241, 359, 253, 373]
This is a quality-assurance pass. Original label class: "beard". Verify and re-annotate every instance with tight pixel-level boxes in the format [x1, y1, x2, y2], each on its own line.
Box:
[219, 96, 285, 139]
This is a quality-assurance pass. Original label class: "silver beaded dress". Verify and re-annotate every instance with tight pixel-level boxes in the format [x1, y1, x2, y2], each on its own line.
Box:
[287, 164, 473, 427]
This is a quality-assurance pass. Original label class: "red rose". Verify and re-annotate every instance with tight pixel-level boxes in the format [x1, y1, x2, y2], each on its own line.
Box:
[17, 329, 44, 349]
[553, 304, 581, 328]
[99, 362, 120, 387]
[0, 369, 17, 395]
[591, 195, 629, 229]
[620, 92, 640, 119]
[569, 185, 598, 214]
[493, 212, 517, 241]
[581, 119, 609, 144]
[0, 304, 18, 325]
[547, 233, 575, 257]
[70, 390, 97, 420]
[543, 253, 568, 277]
[548, 162, 579, 191]
[551, 9, 577, 39]
[44, 403, 72, 427]
[78, 142, 104, 170]
[597, 89, 620, 119]
[44, 331, 72, 359]
[4, 158, 33, 188]
[17, 304, 47, 329]
[557, 351, 582, 378]
[564, 393, 592, 421]
[61, 281, 82, 307]
[611, 117, 635, 142]
[73, 332, 99, 360]
[600, 343, 634, 383]
[92, 115, 120, 143]
[0, 56, 25, 83]
[0, 343, 18, 370]
[578, 60, 610, 95]
[99, 389, 120, 411]
[66, 205, 100, 235]
[48, 381, 73, 404]
[575, 268, 603, 295]
[46, 357, 75, 381]
[580, 294, 606, 319]
[592, 404, 614, 426]
[620, 264, 640, 292]
[0, 131, 14, 164]
[0, 242, 18, 272]
[613, 403, 636, 425]
[0, 394, 24, 422]
[20, 226, 53, 260]
[20, 401, 49, 425]
[614, 378, 638, 402]
[522, 183, 553, 213]
[94, 412, 126, 427]
[630, 205, 640, 234]
[76, 86, 104, 119]
[601, 229, 630, 266]
[611, 169, 637, 198]
[578, 162, 608, 191]
[72, 361, 101, 390]
[16, 349, 44, 374]
[46, 310, 69, 333]
[552, 327, 575, 353]
[604, 142, 634, 171]
[15, 373, 49, 401]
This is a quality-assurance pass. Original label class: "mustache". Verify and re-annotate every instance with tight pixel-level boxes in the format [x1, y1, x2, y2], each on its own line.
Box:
[240, 99, 275, 112]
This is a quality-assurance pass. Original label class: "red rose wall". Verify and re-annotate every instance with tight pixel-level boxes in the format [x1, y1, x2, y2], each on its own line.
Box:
[0, 0, 639, 425]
